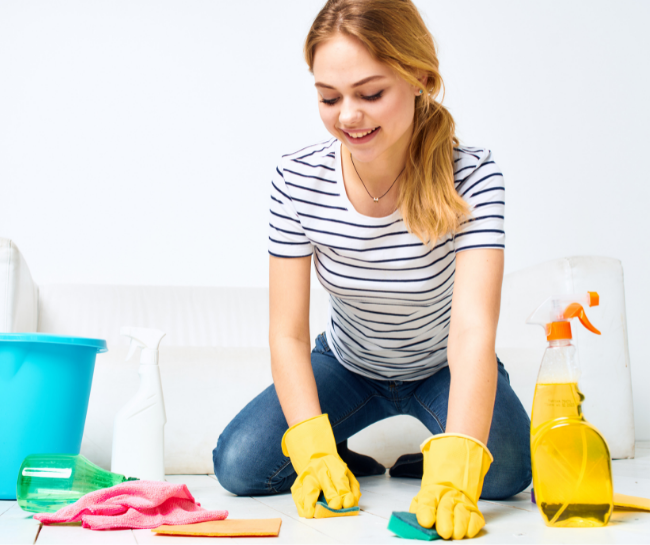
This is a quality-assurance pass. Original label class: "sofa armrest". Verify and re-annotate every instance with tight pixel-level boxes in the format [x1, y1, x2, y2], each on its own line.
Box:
[496, 256, 634, 459]
[0, 238, 38, 332]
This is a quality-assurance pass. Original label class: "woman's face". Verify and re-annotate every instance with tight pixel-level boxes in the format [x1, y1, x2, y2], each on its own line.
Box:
[312, 33, 420, 164]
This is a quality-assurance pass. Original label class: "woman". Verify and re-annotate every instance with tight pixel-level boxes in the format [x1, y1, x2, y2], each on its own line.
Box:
[214, 0, 531, 539]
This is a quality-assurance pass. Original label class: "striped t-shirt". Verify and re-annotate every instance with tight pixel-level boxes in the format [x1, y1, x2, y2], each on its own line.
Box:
[269, 138, 505, 381]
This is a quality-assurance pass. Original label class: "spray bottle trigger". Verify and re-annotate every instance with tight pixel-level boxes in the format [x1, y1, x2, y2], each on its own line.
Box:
[563, 303, 601, 335]
[126, 340, 140, 362]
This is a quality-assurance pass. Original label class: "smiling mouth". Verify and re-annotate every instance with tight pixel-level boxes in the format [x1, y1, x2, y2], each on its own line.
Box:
[343, 127, 380, 139]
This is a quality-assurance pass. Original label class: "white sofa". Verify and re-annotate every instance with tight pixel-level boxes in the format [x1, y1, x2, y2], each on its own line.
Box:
[0, 238, 636, 475]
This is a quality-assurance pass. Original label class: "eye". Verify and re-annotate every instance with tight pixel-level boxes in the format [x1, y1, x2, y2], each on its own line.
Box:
[362, 90, 383, 101]
[320, 97, 339, 106]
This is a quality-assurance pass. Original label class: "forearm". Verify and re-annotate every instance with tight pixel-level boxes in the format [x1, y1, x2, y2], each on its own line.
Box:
[445, 328, 498, 445]
[270, 335, 321, 427]
[269, 254, 317, 427]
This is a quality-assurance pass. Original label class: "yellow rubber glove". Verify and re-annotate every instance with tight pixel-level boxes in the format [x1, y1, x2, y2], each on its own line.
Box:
[409, 434, 493, 540]
[281, 414, 361, 518]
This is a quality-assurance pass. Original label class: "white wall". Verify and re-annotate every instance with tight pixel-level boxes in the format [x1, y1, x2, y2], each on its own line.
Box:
[2, 1, 649, 437]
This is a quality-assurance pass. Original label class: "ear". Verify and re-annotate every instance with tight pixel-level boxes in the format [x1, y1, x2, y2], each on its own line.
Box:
[414, 72, 428, 96]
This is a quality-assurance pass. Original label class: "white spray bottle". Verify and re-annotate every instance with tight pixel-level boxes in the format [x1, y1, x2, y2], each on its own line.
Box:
[111, 327, 167, 481]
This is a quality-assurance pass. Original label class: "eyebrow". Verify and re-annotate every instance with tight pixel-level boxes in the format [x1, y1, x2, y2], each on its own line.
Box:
[314, 75, 385, 90]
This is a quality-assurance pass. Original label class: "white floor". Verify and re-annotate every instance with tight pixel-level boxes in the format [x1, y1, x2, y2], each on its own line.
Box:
[2, 442, 649, 544]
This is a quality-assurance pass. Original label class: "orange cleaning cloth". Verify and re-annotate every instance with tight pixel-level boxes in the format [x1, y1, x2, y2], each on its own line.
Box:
[614, 493, 650, 511]
[152, 518, 282, 537]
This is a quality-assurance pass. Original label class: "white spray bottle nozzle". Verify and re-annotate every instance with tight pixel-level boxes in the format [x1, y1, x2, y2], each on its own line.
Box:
[121, 327, 166, 365]
[526, 292, 600, 341]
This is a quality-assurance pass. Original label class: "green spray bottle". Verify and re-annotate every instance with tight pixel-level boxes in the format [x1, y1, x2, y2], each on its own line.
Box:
[17, 454, 138, 513]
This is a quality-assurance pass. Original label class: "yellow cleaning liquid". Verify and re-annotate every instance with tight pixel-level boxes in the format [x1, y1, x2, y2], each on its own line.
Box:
[530, 382, 613, 527]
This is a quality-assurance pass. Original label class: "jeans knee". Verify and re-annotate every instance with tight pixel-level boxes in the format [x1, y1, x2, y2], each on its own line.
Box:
[213, 432, 256, 496]
[481, 456, 532, 500]
[213, 427, 294, 496]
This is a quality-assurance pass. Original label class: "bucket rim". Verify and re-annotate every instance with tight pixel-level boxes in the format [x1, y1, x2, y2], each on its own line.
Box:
[0, 333, 107, 353]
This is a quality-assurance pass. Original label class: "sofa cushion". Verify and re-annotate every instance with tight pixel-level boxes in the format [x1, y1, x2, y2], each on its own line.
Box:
[82, 345, 431, 473]
[81, 346, 273, 474]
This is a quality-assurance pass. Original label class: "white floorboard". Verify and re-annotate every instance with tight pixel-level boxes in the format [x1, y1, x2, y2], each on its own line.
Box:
[0, 503, 41, 545]
[38, 524, 137, 545]
[1, 442, 648, 544]
[0, 502, 15, 518]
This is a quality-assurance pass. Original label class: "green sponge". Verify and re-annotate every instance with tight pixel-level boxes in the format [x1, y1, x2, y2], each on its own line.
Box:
[314, 493, 360, 519]
[388, 512, 440, 541]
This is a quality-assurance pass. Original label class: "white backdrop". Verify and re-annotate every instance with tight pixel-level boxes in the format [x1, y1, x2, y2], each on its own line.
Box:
[2, 1, 649, 438]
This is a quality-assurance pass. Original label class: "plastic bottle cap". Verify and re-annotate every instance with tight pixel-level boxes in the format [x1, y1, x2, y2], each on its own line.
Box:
[546, 321, 572, 341]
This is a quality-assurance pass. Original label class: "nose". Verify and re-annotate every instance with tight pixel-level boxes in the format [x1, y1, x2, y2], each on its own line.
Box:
[338, 97, 362, 127]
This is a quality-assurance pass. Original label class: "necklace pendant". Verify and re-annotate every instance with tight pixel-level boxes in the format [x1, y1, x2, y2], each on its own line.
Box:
[373, 197, 379, 203]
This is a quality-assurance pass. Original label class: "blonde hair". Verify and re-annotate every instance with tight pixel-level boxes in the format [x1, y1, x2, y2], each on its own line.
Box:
[304, 0, 470, 244]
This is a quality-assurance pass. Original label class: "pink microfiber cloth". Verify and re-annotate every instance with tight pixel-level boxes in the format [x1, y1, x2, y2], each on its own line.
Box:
[34, 480, 228, 531]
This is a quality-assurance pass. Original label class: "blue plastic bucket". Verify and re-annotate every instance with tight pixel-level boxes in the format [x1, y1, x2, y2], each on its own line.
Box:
[0, 333, 107, 499]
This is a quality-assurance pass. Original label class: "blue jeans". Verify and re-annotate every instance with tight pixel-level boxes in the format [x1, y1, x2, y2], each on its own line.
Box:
[213, 332, 532, 500]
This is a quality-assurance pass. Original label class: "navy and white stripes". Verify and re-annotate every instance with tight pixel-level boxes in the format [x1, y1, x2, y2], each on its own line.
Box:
[269, 138, 505, 381]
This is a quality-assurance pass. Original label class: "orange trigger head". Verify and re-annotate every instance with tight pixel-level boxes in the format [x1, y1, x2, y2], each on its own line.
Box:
[563, 303, 601, 335]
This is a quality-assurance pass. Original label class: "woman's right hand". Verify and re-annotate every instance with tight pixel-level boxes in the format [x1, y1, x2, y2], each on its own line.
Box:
[270, 256, 359, 516]
[282, 414, 361, 518]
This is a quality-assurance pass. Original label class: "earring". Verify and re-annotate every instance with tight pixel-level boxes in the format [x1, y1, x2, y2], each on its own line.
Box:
[419, 89, 423, 95]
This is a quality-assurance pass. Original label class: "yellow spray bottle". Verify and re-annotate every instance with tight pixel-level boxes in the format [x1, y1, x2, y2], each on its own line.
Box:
[526, 292, 613, 527]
